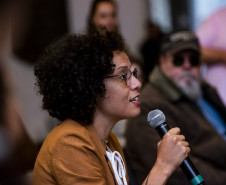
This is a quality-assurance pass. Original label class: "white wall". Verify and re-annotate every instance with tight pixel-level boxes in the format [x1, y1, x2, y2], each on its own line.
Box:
[66, 0, 149, 58]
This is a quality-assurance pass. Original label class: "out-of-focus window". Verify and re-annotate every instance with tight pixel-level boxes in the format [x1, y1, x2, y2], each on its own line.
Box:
[149, 0, 172, 33]
[191, 0, 226, 30]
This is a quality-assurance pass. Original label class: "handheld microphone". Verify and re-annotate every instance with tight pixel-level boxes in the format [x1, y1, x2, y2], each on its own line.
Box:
[147, 109, 205, 185]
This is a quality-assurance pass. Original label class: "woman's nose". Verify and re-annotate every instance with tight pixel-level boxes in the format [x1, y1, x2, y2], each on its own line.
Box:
[130, 75, 142, 90]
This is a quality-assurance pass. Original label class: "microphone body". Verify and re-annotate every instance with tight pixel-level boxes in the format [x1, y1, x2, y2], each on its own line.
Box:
[148, 110, 205, 185]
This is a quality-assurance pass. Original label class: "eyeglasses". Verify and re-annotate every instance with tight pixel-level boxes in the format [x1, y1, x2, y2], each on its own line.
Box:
[173, 55, 200, 67]
[105, 68, 138, 86]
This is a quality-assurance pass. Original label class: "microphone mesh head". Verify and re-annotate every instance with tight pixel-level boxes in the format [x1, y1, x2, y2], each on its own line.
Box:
[147, 109, 165, 128]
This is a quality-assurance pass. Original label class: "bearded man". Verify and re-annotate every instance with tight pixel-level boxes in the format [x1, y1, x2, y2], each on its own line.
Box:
[125, 31, 226, 185]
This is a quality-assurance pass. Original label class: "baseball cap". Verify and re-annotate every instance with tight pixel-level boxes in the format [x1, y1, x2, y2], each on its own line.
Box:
[160, 31, 200, 55]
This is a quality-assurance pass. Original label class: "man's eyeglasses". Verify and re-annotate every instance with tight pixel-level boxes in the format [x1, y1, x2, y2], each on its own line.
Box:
[173, 55, 200, 67]
[105, 68, 138, 86]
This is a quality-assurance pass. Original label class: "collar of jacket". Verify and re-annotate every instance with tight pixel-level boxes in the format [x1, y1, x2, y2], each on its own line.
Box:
[148, 66, 184, 102]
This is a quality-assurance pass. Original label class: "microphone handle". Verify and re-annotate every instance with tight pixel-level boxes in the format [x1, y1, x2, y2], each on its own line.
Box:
[155, 124, 205, 185]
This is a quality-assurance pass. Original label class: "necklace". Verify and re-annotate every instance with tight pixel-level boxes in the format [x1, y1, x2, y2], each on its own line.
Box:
[99, 136, 108, 147]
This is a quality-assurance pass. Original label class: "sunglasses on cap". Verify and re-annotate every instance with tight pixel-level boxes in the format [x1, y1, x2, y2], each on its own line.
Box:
[173, 55, 200, 67]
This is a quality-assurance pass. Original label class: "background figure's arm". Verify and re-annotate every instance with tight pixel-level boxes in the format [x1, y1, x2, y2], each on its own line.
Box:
[200, 47, 226, 65]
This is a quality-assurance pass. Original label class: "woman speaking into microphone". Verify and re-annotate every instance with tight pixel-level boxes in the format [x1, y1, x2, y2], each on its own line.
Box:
[32, 28, 190, 185]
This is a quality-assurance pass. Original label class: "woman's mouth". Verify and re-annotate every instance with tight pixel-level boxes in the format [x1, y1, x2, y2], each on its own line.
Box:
[130, 97, 140, 105]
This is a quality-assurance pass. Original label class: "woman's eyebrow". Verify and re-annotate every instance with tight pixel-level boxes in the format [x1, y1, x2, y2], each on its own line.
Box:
[115, 65, 130, 72]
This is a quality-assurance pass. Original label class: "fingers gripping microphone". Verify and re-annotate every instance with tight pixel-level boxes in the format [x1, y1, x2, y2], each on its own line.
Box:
[147, 109, 205, 185]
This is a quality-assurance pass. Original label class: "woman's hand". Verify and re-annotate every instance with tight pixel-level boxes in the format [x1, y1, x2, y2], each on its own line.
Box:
[156, 127, 190, 174]
[143, 127, 190, 185]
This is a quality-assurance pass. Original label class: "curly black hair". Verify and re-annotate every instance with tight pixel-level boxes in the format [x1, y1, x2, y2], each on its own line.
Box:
[34, 30, 125, 125]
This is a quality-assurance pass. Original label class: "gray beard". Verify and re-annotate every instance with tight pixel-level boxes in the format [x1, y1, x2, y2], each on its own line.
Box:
[173, 72, 202, 100]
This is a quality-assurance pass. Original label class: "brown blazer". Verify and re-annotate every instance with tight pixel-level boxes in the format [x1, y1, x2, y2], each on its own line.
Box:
[32, 119, 128, 185]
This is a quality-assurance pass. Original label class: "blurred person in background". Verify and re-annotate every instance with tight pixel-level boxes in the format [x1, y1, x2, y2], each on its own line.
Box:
[0, 1, 40, 185]
[8, 0, 67, 145]
[139, 21, 164, 84]
[0, 62, 39, 185]
[0, 0, 68, 184]
[196, 7, 226, 106]
[86, 0, 144, 85]
[87, 0, 119, 34]
[125, 31, 226, 185]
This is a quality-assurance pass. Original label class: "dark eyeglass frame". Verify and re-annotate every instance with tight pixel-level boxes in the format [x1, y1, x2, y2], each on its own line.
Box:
[172, 55, 200, 67]
[104, 68, 138, 86]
